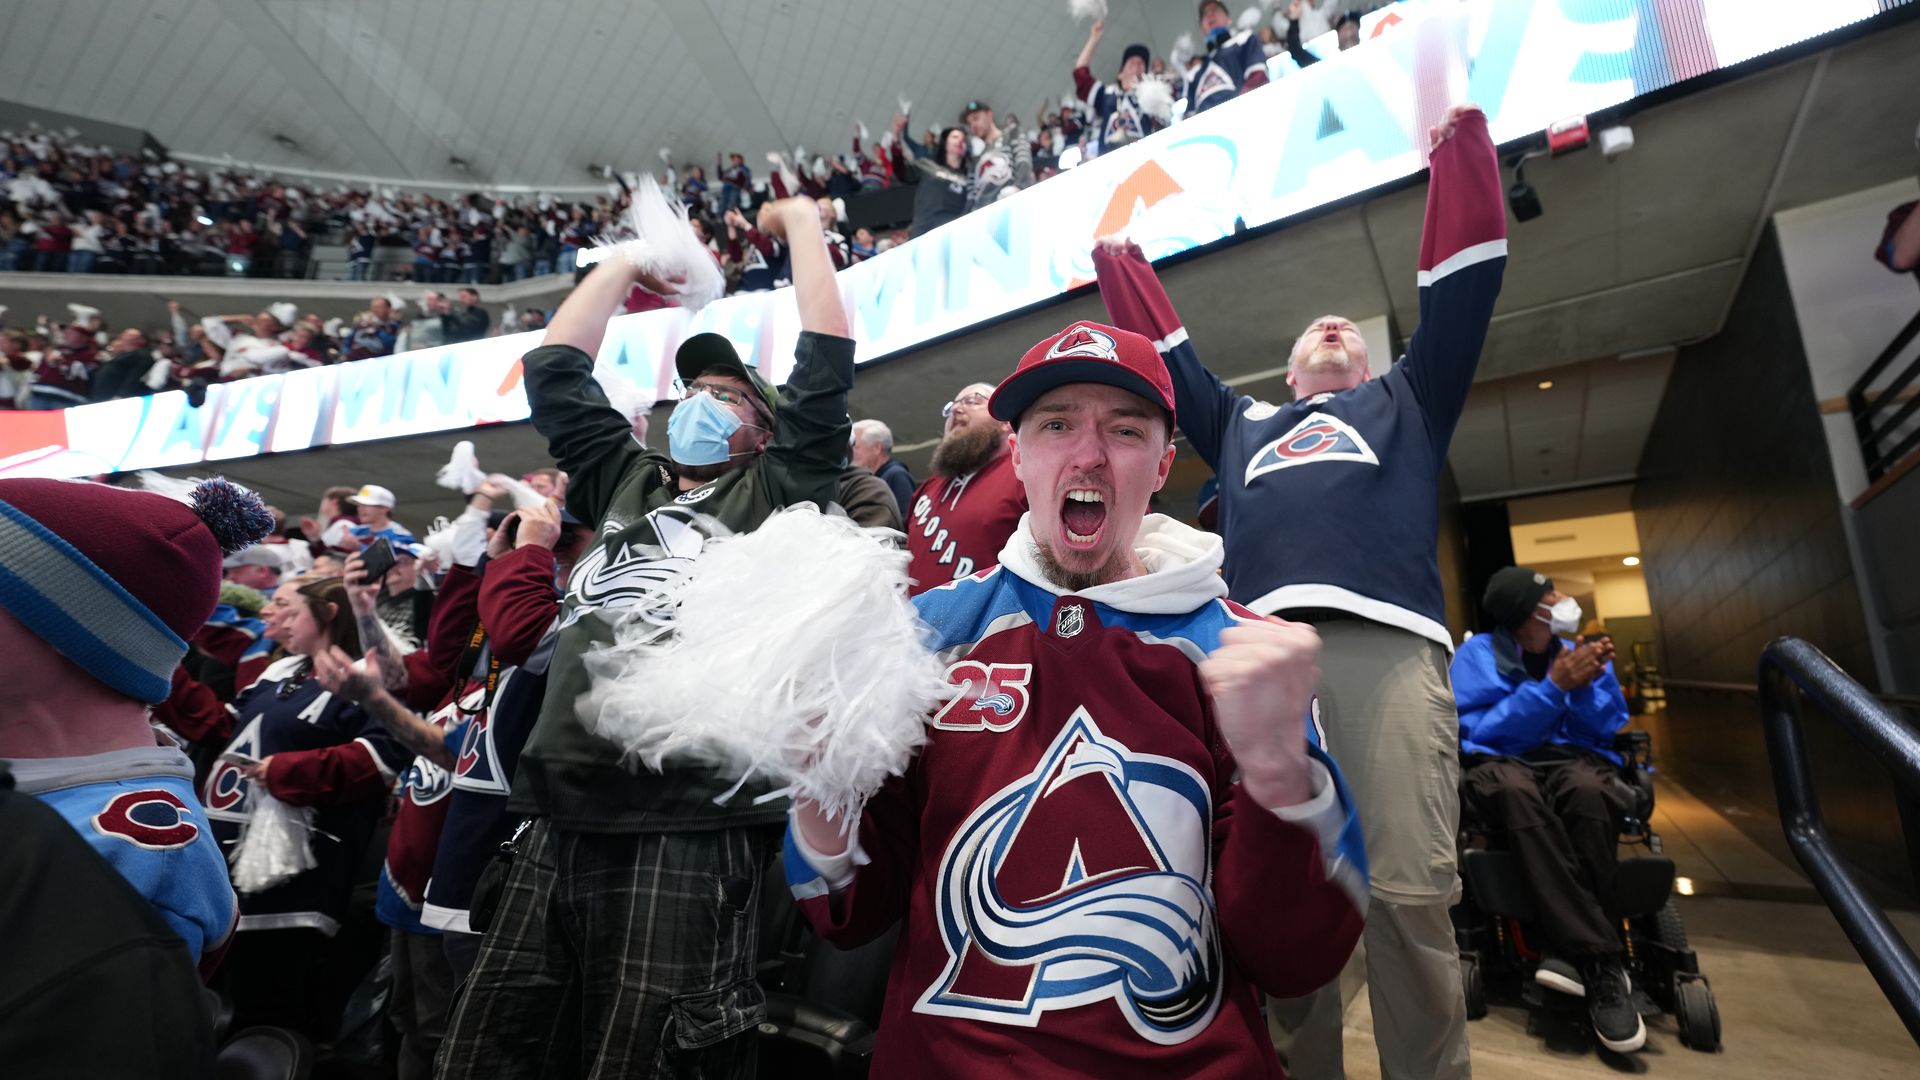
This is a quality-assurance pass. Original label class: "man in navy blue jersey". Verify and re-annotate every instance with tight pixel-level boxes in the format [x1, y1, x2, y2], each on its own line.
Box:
[1095, 102, 1504, 1080]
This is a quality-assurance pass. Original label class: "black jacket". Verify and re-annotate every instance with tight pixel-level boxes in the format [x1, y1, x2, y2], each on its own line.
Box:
[89, 348, 155, 402]
[0, 768, 214, 1079]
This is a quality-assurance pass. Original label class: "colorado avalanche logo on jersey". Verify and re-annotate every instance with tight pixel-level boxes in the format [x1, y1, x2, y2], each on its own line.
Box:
[917, 708, 1222, 1044]
[1193, 61, 1234, 107]
[559, 507, 714, 632]
[1244, 412, 1379, 484]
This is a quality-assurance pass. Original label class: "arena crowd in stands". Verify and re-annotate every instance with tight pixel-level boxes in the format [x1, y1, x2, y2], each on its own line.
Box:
[0, 0, 1385, 414]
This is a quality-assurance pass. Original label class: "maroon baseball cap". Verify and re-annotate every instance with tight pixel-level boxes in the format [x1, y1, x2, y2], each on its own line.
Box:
[989, 320, 1177, 426]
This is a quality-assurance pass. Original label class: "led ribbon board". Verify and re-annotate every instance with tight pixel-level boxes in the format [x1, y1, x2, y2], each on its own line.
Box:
[0, 0, 1892, 479]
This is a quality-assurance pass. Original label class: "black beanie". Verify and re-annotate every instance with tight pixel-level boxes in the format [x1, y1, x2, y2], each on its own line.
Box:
[1482, 566, 1553, 632]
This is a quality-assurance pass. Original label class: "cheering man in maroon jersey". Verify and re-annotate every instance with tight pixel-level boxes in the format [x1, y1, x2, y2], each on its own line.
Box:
[905, 380, 1028, 594]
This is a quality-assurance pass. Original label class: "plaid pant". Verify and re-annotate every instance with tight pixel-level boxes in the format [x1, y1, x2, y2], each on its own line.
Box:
[436, 819, 769, 1080]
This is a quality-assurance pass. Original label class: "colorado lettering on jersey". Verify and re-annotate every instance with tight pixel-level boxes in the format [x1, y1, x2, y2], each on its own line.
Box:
[1244, 412, 1379, 484]
[931, 662, 1033, 731]
[911, 491, 978, 582]
[917, 707, 1222, 1045]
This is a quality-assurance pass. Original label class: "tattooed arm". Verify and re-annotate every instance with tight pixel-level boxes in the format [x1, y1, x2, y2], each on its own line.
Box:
[342, 551, 409, 692]
[311, 647, 453, 769]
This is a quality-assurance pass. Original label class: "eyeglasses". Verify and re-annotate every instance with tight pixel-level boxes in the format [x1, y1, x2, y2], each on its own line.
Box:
[680, 379, 749, 408]
[942, 392, 989, 419]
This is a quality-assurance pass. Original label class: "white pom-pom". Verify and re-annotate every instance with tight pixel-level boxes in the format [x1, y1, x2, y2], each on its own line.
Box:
[422, 507, 489, 568]
[766, 150, 785, 166]
[228, 791, 318, 895]
[878, 129, 895, 149]
[486, 473, 550, 510]
[581, 507, 950, 826]
[810, 155, 828, 178]
[592, 175, 726, 312]
[897, 95, 913, 116]
[1238, 5, 1261, 30]
[595, 367, 651, 421]
[657, 146, 673, 164]
[1068, 0, 1109, 21]
[857, 120, 870, 142]
[1136, 76, 1175, 123]
[435, 440, 487, 495]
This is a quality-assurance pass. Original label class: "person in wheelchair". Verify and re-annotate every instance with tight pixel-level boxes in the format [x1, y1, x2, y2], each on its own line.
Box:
[1451, 566, 1643, 1053]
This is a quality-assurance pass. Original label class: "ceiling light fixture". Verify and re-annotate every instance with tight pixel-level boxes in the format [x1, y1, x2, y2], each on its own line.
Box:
[1623, 556, 1641, 566]
[1537, 380, 1553, 390]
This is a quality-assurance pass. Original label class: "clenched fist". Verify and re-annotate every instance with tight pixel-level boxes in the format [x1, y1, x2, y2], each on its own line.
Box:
[1199, 615, 1320, 807]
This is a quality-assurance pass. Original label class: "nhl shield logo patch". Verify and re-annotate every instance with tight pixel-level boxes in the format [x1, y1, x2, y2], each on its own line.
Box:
[1244, 412, 1380, 484]
[1055, 603, 1086, 639]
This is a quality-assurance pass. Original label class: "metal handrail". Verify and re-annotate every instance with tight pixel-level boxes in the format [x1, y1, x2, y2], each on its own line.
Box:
[1758, 636, 1920, 1046]
[1663, 676, 1920, 710]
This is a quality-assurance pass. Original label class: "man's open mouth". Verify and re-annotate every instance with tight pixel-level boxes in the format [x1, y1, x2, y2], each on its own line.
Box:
[1061, 489, 1107, 547]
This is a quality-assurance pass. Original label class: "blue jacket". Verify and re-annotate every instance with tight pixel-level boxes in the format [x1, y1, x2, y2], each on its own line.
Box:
[1452, 631, 1628, 763]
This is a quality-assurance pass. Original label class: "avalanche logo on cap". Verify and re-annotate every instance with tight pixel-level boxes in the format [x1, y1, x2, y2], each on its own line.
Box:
[1245, 412, 1379, 484]
[1046, 325, 1119, 362]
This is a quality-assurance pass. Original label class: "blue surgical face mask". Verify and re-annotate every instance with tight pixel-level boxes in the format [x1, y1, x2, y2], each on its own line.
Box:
[1206, 24, 1231, 48]
[667, 389, 744, 466]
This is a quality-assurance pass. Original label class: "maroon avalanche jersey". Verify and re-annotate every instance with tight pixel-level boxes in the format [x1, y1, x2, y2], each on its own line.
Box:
[906, 449, 1027, 595]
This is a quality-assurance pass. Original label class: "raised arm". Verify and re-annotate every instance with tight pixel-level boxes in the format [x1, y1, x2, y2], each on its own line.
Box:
[1092, 237, 1240, 470]
[527, 256, 681, 525]
[1284, 2, 1319, 68]
[753, 197, 855, 507]
[765, 197, 849, 338]
[1400, 103, 1506, 454]
[1075, 17, 1105, 73]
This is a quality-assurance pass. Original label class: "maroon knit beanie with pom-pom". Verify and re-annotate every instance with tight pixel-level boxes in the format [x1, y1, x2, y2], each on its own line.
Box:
[0, 476, 275, 702]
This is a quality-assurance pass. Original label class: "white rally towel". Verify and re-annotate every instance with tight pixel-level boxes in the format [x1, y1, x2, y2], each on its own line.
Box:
[228, 790, 318, 895]
[592, 175, 725, 312]
[580, 506, 950, 827]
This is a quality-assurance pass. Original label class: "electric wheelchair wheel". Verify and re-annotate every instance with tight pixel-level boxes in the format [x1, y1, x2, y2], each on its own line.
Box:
[1674, 976, 1722, 1052]
[1462, 953, 1488, 1020]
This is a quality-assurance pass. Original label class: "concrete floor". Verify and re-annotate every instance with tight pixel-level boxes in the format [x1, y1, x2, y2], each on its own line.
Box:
[1331, 775, 1920, 1078]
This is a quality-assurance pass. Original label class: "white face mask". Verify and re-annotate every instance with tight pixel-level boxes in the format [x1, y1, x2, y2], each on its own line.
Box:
[1536, 596, 1582, 636]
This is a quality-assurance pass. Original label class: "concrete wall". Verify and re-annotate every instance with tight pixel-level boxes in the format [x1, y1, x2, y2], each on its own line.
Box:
[1633, 226, 1911, 896]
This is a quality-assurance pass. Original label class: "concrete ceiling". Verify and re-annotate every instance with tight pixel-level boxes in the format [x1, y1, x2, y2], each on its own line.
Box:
[138, 14, 1920, 525]
[0, 0, 1192, 189]
[1449, 349, 1676, 500]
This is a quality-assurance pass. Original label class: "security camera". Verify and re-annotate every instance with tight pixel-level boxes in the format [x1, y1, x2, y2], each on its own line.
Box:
[1598, 125, 1635, 161]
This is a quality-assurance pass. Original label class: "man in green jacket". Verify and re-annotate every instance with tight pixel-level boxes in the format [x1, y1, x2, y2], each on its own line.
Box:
[438, 196, 855, 1079]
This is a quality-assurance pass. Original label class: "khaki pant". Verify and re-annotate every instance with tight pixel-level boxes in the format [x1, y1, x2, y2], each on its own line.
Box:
[1268, 618, 1471, 1080]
